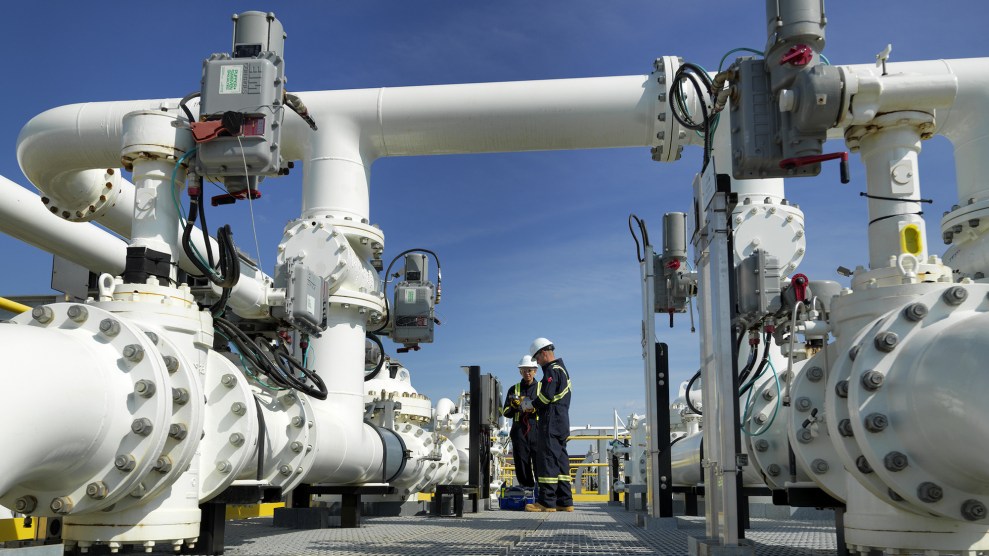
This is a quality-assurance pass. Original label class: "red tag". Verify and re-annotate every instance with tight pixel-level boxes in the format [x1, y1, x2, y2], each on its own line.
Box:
[547, 377, 553, 383]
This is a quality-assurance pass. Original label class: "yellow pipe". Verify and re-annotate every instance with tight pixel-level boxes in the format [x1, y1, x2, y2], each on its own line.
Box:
[0, 297, 30, 314]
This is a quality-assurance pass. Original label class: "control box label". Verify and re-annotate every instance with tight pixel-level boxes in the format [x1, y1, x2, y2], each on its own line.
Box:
[219, 65, 243, 95]
[405, 289, 416, 304]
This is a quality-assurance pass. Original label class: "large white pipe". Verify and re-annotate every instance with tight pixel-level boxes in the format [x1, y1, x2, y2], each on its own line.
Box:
[0, 174, 126, 275]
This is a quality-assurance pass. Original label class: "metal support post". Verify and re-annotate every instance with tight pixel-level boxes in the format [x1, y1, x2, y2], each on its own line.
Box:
[655, 342, 673, 517]
[640, 244, 663, 517]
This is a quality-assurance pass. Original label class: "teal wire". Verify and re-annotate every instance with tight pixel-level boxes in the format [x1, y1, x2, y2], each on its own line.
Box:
[740, 360, 780, 437]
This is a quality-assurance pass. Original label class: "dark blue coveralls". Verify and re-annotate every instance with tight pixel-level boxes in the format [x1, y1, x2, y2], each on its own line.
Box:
[532, 358, 573, 508]
[502, 379, 540, 487]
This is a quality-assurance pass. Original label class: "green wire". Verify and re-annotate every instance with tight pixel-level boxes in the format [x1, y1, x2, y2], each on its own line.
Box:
[169, 147, 225, 279]
[740, 360, 780, 437]
[718, 47, 764, 72]
[215, 331, 286, 391]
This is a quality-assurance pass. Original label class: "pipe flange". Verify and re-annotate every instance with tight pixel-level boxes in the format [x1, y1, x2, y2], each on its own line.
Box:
[276, 219, 352, 293]
[848, 283, 989, 523]
[298, 214, 386, 261]
[786, 346, 846, 501]
[120, 111, 194, 171]
[4, 304, 171, 516]
[125, 329, 205, 504]
[199, 351, 260, 501]
[844, 111, 936, 152]
[649, 56, 686, 163]
[40, 168, 122, 223]
[252, 387, 315, 492]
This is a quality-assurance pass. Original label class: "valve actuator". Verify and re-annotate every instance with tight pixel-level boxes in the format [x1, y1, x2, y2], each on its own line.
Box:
[392, 254, 437, 351]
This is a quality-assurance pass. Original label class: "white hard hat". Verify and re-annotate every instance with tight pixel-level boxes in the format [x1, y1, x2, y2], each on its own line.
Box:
[517, 355, 538, 369]
[529, 337, 554, 357]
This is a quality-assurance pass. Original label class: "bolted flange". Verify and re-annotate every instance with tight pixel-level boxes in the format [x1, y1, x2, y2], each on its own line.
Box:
[806, 366, 824, 382]
[66, 305, 88, 323]
[861, 370, 885, 391]
[884, 451, 909, 471]
[874, 331, 899, 352]
[943, 286, 968, 305]
[961, 499, 988, 522]
[856, 455, 873, 474]
[903, 302, 928, 322]
[918, 481, 944, 503]
[31, 306, 54, 324]
[835, 380, 849, 398]
[837, 419, 854, 437]
[863, 412, 888, 432]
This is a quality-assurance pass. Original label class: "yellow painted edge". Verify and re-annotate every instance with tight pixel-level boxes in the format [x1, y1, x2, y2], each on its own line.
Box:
[225, 502, 285, 520]
[417, 492, 434, 502]
[0, 517, 39, 541]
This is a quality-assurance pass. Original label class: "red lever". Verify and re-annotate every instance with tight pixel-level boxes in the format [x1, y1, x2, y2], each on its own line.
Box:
[780, 44, 814, 67]
[211, 189, 262, 207]
[791, 274, 809, 303]
[780, 151, 850, 184]
[666, 259, 681, 271]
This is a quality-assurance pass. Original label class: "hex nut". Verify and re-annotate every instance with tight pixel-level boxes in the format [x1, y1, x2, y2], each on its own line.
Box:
[855, 455, 873, 474]
[795, 397, 813, 412]
[754, 439, 769, 452]
[884, 451, 909, 471]
[889, 489, 904, 502]
[291, 416, 305, 428]
[221, 374, 237, 388]
[14, 496, 38, 513]
[943, 286, 968, 305]
[163, 356, 179, 373]
[849, 345, 860, 361]
[806, 366, 824, 382]
[154, 456, 173, 473]
[50, 496, 73, 515]
[169, 423, 188, 440]
[216, 461, 232, 474]
[918, 482, 944, 503]
[767, 464, 781, 477]
[122, 344, 145, 363]
[291, 441, 304, 453]
[904, 303, 928, 322]
[99, 319, 121, 337]
[838, 419, 854, 437]
[67, 305, 88, 323]
[229, 433, 245, 447]
[835, 380, 849, 398]
[134, 380, 156, 398]
[115, 454, 137, 472]
[86, 481, 109, 500]
[864, 413, 889, 433]
[279, 465, 293, 476]
[131, 418, 153, 436]
[861, 370, 885, 391]
[961, 499, 988, 521]
[172, 388, 190, 405]
[762, 388, 777, 401]
[31, 306, 54, 324]
[231, 402, 247, 416]
[811, 459, 829, 474]
[144, 331, 159, 345]
[130, 483, 146, 498]
[874, 331, 899, 352]
[797, 429, 813, 444]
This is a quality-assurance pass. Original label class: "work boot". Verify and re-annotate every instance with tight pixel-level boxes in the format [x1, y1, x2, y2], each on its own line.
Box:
[556, 505, 574, 512]
[524, 503, 556, 512]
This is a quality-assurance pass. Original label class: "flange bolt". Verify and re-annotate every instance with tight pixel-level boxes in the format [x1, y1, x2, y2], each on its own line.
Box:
[14, 496, 37, 513]
[767, 464, 781, 477]
[918, 482, 943, 503]
[884, 451, 909, 471]
[889, 489, 904, 502]
[763, 388, 777, 401]
[123, 344, 144, 362]
[795, 397, 812, 412]
[754, 439, 769, 452]
[99, 318, 120, 337]
[874, 331, 899, 352]
[291, 416, 305, 428]
[163, 356, 179, 373]
[168, 423, 188, 440]
[835, 380, 849, 398]
[134, 380, 156, 398]
[86, 481, 109, 500]
[806, 366, 824, 382]
[67, 305, 88, 323]
[216, 461, 232, 474]
[961, 499, 987, 521]
[797, 429, 813, 444]
[291, 441, 304, 453]
[231, 402, 247, 416]
[221, 374, 237, 388]
[838, 419, 854, 437]
[145, 331, 159, 344]
[944, 286, 968, 305]
[279, 465, 293, 476]
[855, 455, 873, 474]
[864, 413, 889, 432]
[861, 370, 885, 391]
[811, 459, 829, 474]
[904, 303, 928, 322]
[131, 418, 153, 436]
[172, 388, 189, 405]
[849, 345, 860, 361]
[31, 306, 53, 324]
[154, 456, 173, 473]
[50, 497, 73, 515]
[229, 433, 245, 447]
[115, 454, 136, 472]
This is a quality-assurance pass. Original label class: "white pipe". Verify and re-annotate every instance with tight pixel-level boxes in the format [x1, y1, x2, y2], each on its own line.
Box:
[0, 174, 126, 275]
[130, 159, 185, 276]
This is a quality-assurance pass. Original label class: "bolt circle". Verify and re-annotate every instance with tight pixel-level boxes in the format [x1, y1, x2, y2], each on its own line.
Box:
[904, 303, 928, 322]
[961, 499, 988, 522]
[943, 286, 968, 305]
[864, 413, 889, 432]
[918, 482, 944, 503]
[884, 451, 909, 471]
[861, 370, 885, 391]
[874, 331, 899, 352]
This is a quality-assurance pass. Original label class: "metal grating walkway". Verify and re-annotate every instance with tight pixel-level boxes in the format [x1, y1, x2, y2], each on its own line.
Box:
[220, 503, 837, 555]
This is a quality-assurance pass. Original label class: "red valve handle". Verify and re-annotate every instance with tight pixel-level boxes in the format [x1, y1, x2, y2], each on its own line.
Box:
[780, 44, 814, 67]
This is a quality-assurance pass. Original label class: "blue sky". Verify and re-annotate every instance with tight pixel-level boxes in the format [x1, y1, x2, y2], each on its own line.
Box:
[0, 2, 984, 433]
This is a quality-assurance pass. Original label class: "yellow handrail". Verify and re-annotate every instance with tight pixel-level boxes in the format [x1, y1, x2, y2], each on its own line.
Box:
[0, 297, 30, 314]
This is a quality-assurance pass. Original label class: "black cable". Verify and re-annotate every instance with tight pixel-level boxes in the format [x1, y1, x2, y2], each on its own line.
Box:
[364, 332, 386, 381]
[869, 211, 923, 226]
[859, 192, 932, 204]
[178, 91, 200, 124]
[685, 369, 702, 416]
[628, 214, 648, 263]
[371, 248, 443, 334]
[669, 63, 716, 172]
[739, 332, 772, 396]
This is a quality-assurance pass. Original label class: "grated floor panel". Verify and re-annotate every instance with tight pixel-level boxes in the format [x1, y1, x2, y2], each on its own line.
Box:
[218, 503, 837, 555]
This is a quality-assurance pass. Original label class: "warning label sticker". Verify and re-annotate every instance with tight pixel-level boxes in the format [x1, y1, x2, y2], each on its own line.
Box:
[219, 65, 243, 95]
[405, 289, 417, 304]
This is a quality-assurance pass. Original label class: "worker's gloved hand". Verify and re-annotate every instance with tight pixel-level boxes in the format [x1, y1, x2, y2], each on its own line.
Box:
[510, 397, 521, 408]
[520, 398, 534, 412]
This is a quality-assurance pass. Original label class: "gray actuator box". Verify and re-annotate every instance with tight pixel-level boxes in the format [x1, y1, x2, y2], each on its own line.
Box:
[197, 53, 285, 180]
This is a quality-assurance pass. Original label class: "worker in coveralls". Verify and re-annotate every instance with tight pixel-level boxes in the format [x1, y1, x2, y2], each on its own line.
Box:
[522, 337, 574, 512]
[502, 355, 540, 487]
